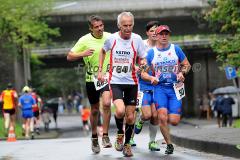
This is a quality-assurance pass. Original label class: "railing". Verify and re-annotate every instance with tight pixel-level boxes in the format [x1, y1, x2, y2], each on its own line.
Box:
[32, 39, 211, 56]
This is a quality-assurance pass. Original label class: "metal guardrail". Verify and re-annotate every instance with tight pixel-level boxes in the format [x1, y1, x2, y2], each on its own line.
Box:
[32, 39, 211, 56]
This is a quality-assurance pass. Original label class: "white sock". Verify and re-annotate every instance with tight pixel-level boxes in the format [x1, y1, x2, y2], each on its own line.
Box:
[149, 122, 158, 142]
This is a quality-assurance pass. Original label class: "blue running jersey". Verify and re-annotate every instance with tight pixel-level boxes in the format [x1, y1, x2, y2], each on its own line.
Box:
[146, 44, 186, 86]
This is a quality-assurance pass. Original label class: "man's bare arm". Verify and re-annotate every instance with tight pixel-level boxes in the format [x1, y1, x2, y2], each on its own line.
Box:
[67, 49, 95, 61]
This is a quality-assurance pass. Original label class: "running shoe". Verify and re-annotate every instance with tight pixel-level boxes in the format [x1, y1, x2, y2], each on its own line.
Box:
[114, 134, 124, 151]
[123, 144, 133, 157]
[165, 144, 174, 154]
[148, 141, 160, 151]
[31, 132, 35, 140]
[36, 128, 40, 135]
[129, 137, 136, 147]
[91, 138, 100, 154]
[134, 120, 144, 134]
[102, 135, 112, 148]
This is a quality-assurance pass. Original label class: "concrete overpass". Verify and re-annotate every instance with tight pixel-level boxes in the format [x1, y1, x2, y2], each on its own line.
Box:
[48, 0, 211, 43]
[51, 0, 209, 22]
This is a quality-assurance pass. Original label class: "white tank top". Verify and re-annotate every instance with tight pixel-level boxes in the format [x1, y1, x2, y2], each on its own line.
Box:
[103, 32, 146, 84]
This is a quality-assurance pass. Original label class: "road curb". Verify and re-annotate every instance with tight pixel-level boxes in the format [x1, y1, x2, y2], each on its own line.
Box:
[171, 134, 240, 158]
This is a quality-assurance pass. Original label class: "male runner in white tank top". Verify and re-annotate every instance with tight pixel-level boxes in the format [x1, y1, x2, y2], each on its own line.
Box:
[98, 12, 146, 157]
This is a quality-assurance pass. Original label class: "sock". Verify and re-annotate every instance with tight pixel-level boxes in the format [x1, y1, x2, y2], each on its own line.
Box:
[92, 134, 98, 138]
[149, 122, 158, 142]
[103, 133, 108, 137]
[124, 124, 134, 145]
[115, 115, 124, 134]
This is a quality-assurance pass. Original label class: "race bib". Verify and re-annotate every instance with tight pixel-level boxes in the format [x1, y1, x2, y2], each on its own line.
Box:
[173, 82, 185, 100]
[92, 73, 109, 91]
[136, 91, 144, 108]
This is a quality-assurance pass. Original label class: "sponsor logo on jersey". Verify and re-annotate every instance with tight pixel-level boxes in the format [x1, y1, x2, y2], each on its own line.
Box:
[116, 50, 131, 55]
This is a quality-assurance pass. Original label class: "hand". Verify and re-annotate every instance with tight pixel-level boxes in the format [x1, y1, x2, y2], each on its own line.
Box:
[97, 70, 104, 82]
[84, 49, 95, 56]
[135, 65, 140, 74]
[150, 76, 159, 85]
[177, 72, 185, 82]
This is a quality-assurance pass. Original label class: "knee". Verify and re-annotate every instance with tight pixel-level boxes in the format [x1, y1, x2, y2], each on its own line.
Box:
[91, 108, 99, 116]
[102, 100, 111, 108]
[115, 110, 125, 118]
[169, 118, 180, 126]
[102, 102, 111, 111]
[169, 120, 179, 126]
[125, 113, 135, 124]
[158, 114, 168, 126]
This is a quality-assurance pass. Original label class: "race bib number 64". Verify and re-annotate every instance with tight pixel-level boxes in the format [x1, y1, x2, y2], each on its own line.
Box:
[173, 82, 185, 100]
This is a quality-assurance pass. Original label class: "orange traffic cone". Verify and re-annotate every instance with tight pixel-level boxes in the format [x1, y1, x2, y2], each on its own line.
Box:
[7, 126, 16, 142]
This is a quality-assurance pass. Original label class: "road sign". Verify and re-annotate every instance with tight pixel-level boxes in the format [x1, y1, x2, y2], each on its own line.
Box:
[225, 66, 237, 80]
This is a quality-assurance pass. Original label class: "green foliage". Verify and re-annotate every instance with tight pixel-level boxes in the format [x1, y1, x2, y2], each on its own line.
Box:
[32, 68, 81, 98]
[0, 0, 59, 53]
[233, 119, 240, 128]
[204, 0, 240, 75]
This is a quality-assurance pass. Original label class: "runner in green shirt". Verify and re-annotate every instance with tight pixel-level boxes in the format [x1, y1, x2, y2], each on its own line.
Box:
[67, 15, 112, 154]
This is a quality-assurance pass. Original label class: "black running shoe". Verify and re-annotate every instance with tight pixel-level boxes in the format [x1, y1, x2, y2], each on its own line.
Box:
[165, 144, 174, 154]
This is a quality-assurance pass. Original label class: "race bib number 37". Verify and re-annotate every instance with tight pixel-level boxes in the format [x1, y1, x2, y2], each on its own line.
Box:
[173, 82, 185, 100]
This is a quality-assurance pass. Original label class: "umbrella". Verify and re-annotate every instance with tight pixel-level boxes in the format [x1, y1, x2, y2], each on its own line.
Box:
[212, 86, 240, 94]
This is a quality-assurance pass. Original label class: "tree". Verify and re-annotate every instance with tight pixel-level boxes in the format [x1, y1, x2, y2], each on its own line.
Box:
[0, 0, 59, 51]
[31, 68, 82, 100]
[0, 0, 59, 88]
[204, 0, 240, 76]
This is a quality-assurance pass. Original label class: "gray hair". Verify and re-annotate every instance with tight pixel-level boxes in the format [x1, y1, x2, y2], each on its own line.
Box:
[117, 11, 134, 26]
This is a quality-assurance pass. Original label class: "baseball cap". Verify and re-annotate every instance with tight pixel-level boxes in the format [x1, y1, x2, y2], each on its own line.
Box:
[22, 86, 30, 93]
[7, 83, 13, 88]
[155, 25, 171, 34]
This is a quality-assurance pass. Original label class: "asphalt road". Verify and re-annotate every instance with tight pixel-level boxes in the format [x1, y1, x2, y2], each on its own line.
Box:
[0, 115, 237, 160]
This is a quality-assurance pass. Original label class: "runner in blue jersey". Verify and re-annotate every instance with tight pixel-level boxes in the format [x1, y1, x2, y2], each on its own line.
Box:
[133, 21, 160, 151]
[141, 25, 191, 154]
[18, 86, 36, 139]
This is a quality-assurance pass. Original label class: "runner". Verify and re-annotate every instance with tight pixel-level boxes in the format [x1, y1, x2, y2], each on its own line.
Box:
[67, 15, 112, 154]
[18, 86, 36, 139]
[98, 12, 146, 157]
[141, 25, 191, 154]
[0, 83, 18, 136]
[31, 88, 42, 135]
[134, 21, 160, 151]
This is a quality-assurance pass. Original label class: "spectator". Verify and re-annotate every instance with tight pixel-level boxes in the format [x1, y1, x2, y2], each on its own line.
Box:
[200, 94, 210, 120]
[58, 97, 65, 114]
[214, 94, 223, 128]
[221, 95, 235, 127]
[41, 104, 51, 132]
[209, 92, 216, 118]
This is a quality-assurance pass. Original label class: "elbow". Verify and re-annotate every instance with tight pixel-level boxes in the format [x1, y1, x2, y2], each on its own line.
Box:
[66, 55, 72, 61]
[67, 52, 75, 61]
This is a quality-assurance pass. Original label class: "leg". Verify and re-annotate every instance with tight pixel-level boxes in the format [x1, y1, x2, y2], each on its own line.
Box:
[148, 103, 160, 151]
[101, 91, 111, 135]
[4, 113, 10, 133]
[90, 103, 100, 136]
[101, 90, 112, 148]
